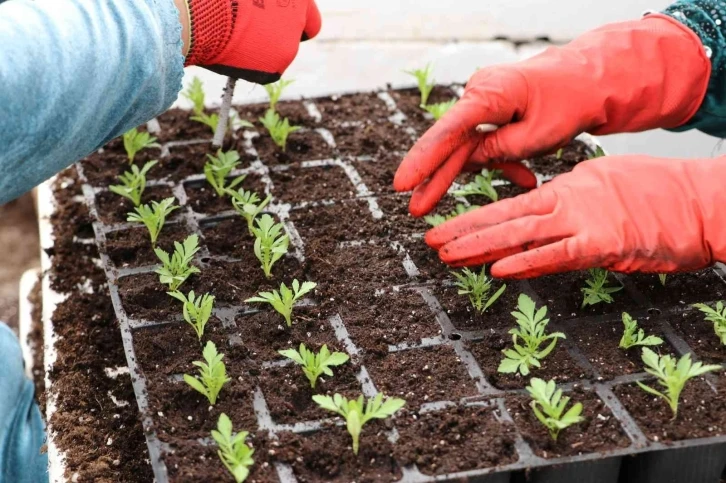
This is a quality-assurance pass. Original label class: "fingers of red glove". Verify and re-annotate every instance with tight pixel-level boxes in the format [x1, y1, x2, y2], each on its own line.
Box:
[425, 188, 557, 249]
[408, 141, 476, 217]
[490, 238, 595, 279]
[489, 162, 537, 189]
[302, 0, 322, 41]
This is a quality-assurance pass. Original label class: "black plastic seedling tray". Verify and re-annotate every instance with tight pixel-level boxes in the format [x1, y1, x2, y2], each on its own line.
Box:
[70, 87, 726, 483]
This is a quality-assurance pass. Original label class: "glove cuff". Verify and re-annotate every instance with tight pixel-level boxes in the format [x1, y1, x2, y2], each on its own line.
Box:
[184, 0, 236, 66]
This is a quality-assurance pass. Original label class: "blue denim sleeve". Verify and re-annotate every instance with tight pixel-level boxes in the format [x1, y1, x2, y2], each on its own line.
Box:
[0, 0, 185, 204]
[663, 0, 726, 137]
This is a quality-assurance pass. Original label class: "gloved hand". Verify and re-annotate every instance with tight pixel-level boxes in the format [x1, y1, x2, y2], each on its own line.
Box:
[183, 0, 322, 84]
[425, 155, 726, 279]
[394, 14, 711, 216]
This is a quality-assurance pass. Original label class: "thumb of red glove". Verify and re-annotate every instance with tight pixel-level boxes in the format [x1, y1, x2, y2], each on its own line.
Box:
[184, 0, 322, 84]
[426, 155, 726, 279]
[395, 14, 711, 217]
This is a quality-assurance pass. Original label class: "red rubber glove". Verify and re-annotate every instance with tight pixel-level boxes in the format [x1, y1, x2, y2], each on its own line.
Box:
[394, 14, 710, 217]
[184, 0, 322, 84]
[426, 155, 726, 279]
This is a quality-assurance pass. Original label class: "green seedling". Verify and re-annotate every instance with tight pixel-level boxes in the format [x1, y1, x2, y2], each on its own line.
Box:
[264, 79, 294, 112]
[205, 149, 246, 197]
[184, 341, 230, 405]
[313, 393, 405, 455]
[246, 280, 316, 327]
[191, 111, 221, 134]
[424, 204, 480, 227]
[555, 148, 564, 160]
[452, 267, 506, 313]
[405, 64, 435, 107]
[227, 188, 272, 233]
[693, 301, 726, 346]
[659, 274, 667, 286]
[619, 312, 663, 350]
[123, 127, 160, 164]
[109, 160, 158, 206]
[250, 214, 289, 278]
[279, 343, 349, 388]
[155, 234, 201, 291]
[127, 197, 178, 246]
[526, 378, 584, 441]
[423, 99, 456, 120]
[498, 294, 566, 376]
[168, 290, 215, 340]
[589, 145, 606, 159]
[182, 77, 206, 116]
[212, 413, 254, 483]
[581, 268, 622, 308]
[636, 347, 720, 418]
[453, 169, 500, 202]
[259, 109, 300, 151]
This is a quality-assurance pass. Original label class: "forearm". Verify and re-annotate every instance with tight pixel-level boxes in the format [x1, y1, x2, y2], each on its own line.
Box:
[0, 0, 185, 204]
[663, 0, 726, 137]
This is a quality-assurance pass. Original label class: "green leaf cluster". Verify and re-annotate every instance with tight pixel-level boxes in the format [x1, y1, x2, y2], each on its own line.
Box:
[619, 312, 663, 350]
[279, 343, 349, 388]
[184, 341, 230, 405]
[246, 279, 316, 327]
[498, 294, 565, 376]
[453, 169, 500, 202]
[123, 127, 160, 164]
[636, 348, 720, 417]
[109, 160, 157, 206]
[693, 301, 726, 346]
[154, 234, 201, 291]
[182, 77, 206, 116]
[259, 109, 301, 151]
[250, 214, 289, 278]
[424, 203, 479, 227]
[581, 268, 622, 308]
[313, 393, 405, 454]
[168, 290, 215, 340]
[212, 414, 254, 483]
[204, 149, 245, 196]
[264, 79, 294, 112]
[423, 99, 456, 120]
[126, 197, 178, 245]
[405, 64, 435, 107]
[227, 188, 272, 233]
[452, 267, 506, 313]
[526, 378, 584, 441]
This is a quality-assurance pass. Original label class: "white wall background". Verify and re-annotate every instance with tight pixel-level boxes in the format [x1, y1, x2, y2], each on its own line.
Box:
[179, 0, 724, 158]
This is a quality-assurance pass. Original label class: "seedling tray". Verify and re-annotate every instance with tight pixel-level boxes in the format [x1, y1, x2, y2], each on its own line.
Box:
[50, 85, 725, 482]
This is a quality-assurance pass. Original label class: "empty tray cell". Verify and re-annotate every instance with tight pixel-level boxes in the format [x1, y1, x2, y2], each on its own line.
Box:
[314, 92, 392, 125]
[270, 164, 356, 205]
[253, 129, 333, 165]
[433, 281, 523, 332]
[289, 199, 380, 244]
[105, 222, 192, 269]
[626, 269, 726, 308]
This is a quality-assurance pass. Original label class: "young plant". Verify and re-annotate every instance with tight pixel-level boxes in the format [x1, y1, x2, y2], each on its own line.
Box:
[658, 273, 667, 286]
[212, 413, 254, 483]
[279, 343, 349, 389]
[452, 267, 506, 313]
[182, 76, 206, 116]
[155, 234, 201, 291]
[498, 294, 566, 376]
[250, 214, 289, 278]
[109, 160, 158, 206]
[581, 268, 623, 308]
[636, 347, 720, 418]
[405, 64, 435, 107]
[184, 341, 230, 405]
[423, 99, 456, 120]
[227, 188, 272, 233]
[246, 280, 316, 327]
[264, 78, 294, 112]
[313, 393, 405, 455]
[555, 148, 564, 160]
[453, 169, 500, 202]
[168, 290, 215, 340]
[123, 127, 160, 164]
[259, 109, 300, 151]
[204, 149, 246, 196]
[192, 110, 254, 135]
[526, 378, 584, 441]
[619, 312, 663, 350]
[589, 145, 606, 159]
[127, 197, 178, 245]
[424, 203, 479, 227]
[692, 301, 726, 345]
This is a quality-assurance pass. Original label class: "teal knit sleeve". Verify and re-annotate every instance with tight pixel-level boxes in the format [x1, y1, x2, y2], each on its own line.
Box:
[663, 0, 726, 137]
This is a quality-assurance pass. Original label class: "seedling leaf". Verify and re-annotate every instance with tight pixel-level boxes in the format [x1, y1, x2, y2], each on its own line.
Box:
[246, 279, 316, 326]
[264, 79, 294, 112]
[168, 290, 215, 340]
[424, 204, 479, 227]
[693, 301, 726, 346]
[182, 77, 206, 116]
[453, 169, 500, 202]
[154, 234, 201, 291]
[204, 149, 245, 196]
[619, 312, 663, 349]
[109, 160, 157, 206]
[250, 214, 289, 278]
[404, 64, 435, 107]
[212, 413, 254, 483]
[184, 341, 231, 405]
[123, 127, 160, 164]
[527, 378, 584, 441]
[127, 197, 178, 245]
[259, 109, 301, 151]
[581, 268, 622, 308]
[279, 343, 349, 388]
[227, 188, 272, 233]
[451, 267, 506, 313]
[423, 99, 456, 120]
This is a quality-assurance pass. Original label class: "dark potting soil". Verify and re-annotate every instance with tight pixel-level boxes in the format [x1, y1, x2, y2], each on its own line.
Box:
[615, 377, 726, 441]
[289, 199, 381, 244]
[394, 405, 518, 475]
[434, 281, 525, 332]
[506, 387, 631, 458]
[253, 129, 334, 165]
[154, 108, 217, 143]
[364, 345, 480, 408]
[468, 334, 591, 390]
[626, 269, 726, 307]
[27, 276, 46, 414]
[526, 140, 592, 177]
[235, 100, 317, 128]
[351, 152, 401, 195]
[668, 309, 726, 364]
[314, 92, 393, 125]
[185, 172, 266, 215]
[95, 184, 177, 224]
[400, 237, 452, 281]
[331, 121, 415, 159]
[567, 319, 676, 380]
[388, 86, 458, 133]
[269, 164, 356, 204]
[276, 423, 403, 482]
[105, 222, 193, 268]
